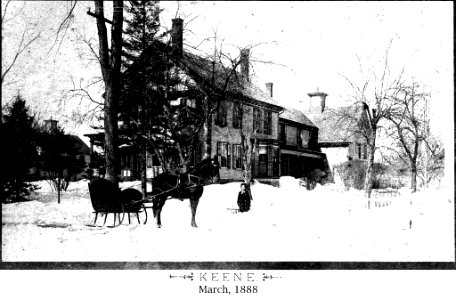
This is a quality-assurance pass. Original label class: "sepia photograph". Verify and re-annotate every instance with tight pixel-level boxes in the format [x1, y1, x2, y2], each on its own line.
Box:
[1, 0, 454, 298]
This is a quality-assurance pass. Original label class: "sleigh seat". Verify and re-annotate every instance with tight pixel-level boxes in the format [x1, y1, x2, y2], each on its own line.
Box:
[88, 178, 147, 226]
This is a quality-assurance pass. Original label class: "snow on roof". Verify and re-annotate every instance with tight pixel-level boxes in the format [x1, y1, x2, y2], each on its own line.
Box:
[65, 135, 91, 155]
[307, 106, 362, 143]
[280, 106, 317, 128]
[182, 51, 282, 108]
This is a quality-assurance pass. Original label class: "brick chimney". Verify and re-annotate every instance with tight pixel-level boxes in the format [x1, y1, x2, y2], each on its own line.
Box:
[240, 48, 250, 82]
[265, 82, 273, 97]
[307, 89, 328, 113]
[171, 18, 183, 58]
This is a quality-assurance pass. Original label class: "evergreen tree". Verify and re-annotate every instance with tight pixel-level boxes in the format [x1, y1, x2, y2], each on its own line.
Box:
[37, 124, 87, 203]
[123, 0, 162, 69]
[120, 0, 162, 195]
[1, 94, 39, 203]
[121, 4, 206, 177]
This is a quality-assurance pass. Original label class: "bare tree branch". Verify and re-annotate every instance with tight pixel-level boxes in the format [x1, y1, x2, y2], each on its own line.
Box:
[47, 1, 78, 55]
[1, 27, 42, 85]
[73, 28, 101, 64]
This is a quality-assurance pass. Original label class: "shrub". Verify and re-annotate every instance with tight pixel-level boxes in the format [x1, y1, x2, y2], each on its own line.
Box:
[299, 168, 328, 191]
[335, 160, 388, 190]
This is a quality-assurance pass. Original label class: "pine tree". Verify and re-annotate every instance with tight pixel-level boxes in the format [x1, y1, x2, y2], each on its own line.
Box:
[1, 94, 39, 202]
[123, 0, 162, 69]
[121, 0, 162, 196]
[121, 5, 206, 177]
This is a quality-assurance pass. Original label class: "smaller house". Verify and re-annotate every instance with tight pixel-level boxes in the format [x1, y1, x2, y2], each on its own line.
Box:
[279, 106, 329, 179]
[39, 119, 91, 180]
[265, 82, 329, 180]
[305, 91, 370, 173]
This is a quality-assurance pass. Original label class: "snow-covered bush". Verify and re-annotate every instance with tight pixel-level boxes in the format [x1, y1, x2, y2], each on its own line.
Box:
[335, 160, 389, 190]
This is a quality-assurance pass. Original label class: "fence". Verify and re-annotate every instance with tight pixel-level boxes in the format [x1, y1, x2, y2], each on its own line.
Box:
[369, 189, 401, 208]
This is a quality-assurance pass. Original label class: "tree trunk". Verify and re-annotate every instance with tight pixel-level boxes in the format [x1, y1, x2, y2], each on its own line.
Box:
[241, 131, 255, 201]
[103, 85, 119, 183]
[176, 141, 187, 173]
[93, 0, 123, 185]
[363, 130, 376, 203]
[203, 100, 213, 159]
[57, 175, 61, 204]
[140, 143, 147, 196]
[410, 162, 417, 193]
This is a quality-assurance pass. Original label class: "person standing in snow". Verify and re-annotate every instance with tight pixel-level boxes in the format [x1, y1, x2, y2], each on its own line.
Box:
[237, 183, 251, 212]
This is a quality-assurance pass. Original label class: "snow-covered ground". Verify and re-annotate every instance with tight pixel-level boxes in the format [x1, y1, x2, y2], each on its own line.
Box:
[2, 177, 454, 262]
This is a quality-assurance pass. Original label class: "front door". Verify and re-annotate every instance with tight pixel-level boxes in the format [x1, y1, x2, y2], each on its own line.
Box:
[258, 146, 268, 177]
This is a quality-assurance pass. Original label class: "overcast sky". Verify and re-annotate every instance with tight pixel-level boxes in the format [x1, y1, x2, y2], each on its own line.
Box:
[2, 1, 453, 140]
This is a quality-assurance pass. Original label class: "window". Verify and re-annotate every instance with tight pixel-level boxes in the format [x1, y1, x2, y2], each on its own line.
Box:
[253, 107, 262, 133]
[233, 144, 243, 169]
[233, 102, 243, 129]
[363, 144, 368, 160]
[285, 125, 297, 146]
[263, 111, 272, 134]
[298, 129, 310, 148]
[227, 144, 232, 169]
[357, 143, 362, 159]
[280, 124, 286, 142]
[215, 101, 227, 126]
[217, 142, 228, 168]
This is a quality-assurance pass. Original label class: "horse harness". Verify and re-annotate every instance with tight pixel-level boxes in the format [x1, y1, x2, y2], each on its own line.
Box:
[129, 173, 208, 205]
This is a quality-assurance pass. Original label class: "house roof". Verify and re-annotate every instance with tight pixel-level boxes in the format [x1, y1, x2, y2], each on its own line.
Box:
[280, 107, 316, 128]
[307, 106, 362, 143]
[124, 40, 283, 111]
[64, 135, 91, 155]
[182, 51, 282, 109]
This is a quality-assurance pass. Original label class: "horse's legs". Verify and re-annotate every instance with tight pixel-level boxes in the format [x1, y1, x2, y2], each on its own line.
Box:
[156, 207, 162, 228]
[153, 198, 164, 228]
[190, 196, 200, 228]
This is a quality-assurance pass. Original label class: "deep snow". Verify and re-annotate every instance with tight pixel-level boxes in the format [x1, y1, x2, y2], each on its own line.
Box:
[2, 177, 454, 262]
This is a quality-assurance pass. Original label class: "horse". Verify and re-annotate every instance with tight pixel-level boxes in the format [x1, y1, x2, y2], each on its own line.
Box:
[149, 157, 220, 228]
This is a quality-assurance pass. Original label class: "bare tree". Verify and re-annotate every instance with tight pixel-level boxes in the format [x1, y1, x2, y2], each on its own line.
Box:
[419, 134, 444, 188]
[184, 39, 253, 182]
[199, 42, 275, 195]
[340, 41, 404, 200]
[1, 1, 42, 123]
[385, 81, 429, 192]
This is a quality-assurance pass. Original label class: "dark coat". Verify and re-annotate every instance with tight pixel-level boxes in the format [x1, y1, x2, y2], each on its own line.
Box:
[237, 190, 251, 212]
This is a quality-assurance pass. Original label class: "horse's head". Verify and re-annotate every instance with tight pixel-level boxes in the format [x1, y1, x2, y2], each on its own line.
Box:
[191, 157, 220, 184]
[208, 158, 220, 183]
